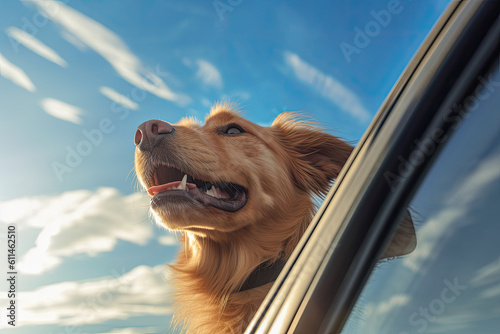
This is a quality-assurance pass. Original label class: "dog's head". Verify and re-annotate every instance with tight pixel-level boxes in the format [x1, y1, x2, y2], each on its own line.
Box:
[134, 104, 353, 238]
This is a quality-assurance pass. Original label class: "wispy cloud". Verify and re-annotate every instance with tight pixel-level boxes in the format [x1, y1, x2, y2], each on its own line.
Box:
[0, 188, 152, 275]
[404, 152, 500, 272]
[426, 310, 500, 333]
[28, 1, 190, 105]
[470, 256, 500, 299]
[100, 86, 139, 110]
[470, 257, 500, 288]
[0, 52, 36, 92]
[0, 265, 171, 328]
[61, 29, 88, 51]
[365, 294, 409, 316]
[40, 98, 83, 124]
[283, 51, 370, 121]
[6, 26, 67, 67]
[348, 293, 409, 333]
[195, 59, 223, 88]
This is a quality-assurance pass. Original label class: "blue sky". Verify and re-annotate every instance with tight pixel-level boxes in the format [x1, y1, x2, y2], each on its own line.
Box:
[0, 1, 451, 333]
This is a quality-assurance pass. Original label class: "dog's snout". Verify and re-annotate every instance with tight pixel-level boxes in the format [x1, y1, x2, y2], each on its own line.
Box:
[135, 119, 174, 151]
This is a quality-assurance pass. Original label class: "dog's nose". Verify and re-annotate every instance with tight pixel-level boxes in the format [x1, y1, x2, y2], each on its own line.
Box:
[134, 119, 174, 151]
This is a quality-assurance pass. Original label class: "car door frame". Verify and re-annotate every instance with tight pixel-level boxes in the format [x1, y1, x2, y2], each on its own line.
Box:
[245, 1, 500, 333]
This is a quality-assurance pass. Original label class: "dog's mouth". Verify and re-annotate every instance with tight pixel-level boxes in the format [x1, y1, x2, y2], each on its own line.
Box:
[148, 165, 248, 212]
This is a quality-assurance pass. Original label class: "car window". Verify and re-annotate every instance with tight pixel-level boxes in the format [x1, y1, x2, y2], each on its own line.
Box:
[341, 64, 500, 334]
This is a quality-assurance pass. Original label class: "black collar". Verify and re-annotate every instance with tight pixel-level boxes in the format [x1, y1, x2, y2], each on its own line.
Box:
[237, 259, 287, 292]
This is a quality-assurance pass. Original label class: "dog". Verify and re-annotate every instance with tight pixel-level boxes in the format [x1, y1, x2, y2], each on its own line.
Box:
[133, 103, 414, 333]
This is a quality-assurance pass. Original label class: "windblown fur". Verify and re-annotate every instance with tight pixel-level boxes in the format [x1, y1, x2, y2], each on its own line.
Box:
[134, 104, 354, 333]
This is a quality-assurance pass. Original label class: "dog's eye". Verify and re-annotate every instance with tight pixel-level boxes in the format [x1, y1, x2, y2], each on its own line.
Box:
[226, 127, 242, 135]
[220, 123, 245, 136]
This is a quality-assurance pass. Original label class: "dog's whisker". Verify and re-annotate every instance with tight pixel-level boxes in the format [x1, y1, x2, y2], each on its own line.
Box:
[134, 216, 153, 226]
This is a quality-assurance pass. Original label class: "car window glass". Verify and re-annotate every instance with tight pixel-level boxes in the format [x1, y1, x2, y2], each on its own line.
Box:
[342, 65, 500, 334]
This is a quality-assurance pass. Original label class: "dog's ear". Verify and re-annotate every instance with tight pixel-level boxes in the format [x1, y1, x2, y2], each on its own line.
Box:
[381, 210, 417, 259]
[272, 113, 353, 196]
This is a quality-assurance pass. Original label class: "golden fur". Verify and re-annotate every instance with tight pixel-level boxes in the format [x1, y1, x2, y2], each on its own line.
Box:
[134, 104, 353, 333]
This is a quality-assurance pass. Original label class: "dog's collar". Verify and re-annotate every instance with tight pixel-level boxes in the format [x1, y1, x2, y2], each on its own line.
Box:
[237, 259, 287, 293]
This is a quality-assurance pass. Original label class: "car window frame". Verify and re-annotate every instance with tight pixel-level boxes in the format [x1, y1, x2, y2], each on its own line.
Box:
[245, 1, 500, 333]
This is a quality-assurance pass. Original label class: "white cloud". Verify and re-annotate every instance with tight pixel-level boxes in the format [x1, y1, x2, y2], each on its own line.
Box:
[404, 152, 500, 272]
[0, 190, 91, 228]
[402, 209, 460, 273]
[0, 265, 172, 328]
[283, 51, 370, 121]
[445, 152, 500, 207]
[40, 98, 83, 124]
[6, 26, 67, 67]
[100, 86, 139, 110]
[196, 59, 223, 88]
[422, 305, 500, 333]
[28, 0, 190, 105]
[470, 257, 500, 287]
[480, 284, 500, 299]
[349, 294, 409, 333]
[19, 250, 62, 276]
[0, 188, 152, 275]
[470, 257, 500, 299]
[0, 52, 36, 92]
[158, 234, 178, 246]
[366, 294, 409, 316]
[61, 29, 88, 51]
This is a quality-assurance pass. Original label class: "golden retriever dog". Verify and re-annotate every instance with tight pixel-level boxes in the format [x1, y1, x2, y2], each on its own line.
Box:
[134, 103, 412, 333]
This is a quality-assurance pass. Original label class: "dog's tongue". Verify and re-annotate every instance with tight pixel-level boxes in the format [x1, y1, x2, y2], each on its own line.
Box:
[148, 182, 178, 196]
[148, 180, 196, 196]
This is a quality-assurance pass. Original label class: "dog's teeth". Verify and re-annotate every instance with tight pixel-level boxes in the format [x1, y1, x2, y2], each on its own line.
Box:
[203, 186, 231, 199]
[180, 174, 187, 190]
[206, 187, 217, 197]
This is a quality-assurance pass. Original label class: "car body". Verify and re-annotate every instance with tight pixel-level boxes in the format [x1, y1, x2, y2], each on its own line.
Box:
[245, 1, 500, 333]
